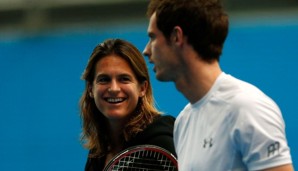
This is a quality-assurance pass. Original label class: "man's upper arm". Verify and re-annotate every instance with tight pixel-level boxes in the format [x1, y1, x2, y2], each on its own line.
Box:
[260, 164, 294, 171]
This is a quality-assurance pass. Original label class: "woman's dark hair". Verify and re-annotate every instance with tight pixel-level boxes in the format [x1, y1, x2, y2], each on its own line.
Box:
[80, 39, 161, 157]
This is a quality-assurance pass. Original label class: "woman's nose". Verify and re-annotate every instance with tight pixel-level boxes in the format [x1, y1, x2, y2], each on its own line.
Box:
[108, 81, 121, 93]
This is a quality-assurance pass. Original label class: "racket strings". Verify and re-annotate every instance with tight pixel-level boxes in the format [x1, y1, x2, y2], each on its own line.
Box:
[111, 150, 177, 171]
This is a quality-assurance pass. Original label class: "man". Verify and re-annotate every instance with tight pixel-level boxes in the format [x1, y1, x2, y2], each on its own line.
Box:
[143, 0, 293, 170]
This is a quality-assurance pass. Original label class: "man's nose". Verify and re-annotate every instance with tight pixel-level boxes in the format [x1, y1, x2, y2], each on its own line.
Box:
[143, 42, 150, 58]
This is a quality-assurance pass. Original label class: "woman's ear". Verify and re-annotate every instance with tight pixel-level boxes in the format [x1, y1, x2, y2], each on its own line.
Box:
[139, 81, 148, 97]
[89, 92, 93, 98]
[88, 84, 94, 98]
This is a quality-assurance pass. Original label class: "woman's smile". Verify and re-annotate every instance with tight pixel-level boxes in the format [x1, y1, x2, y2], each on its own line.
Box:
[105, 97, 126, 103]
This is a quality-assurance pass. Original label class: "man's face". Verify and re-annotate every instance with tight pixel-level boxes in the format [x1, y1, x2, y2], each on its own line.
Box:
[143, 12, 179, 82]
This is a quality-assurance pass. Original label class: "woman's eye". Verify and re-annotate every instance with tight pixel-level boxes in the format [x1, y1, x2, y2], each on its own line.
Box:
[120, 76, 131, 82]
[96, 77, 110, 84]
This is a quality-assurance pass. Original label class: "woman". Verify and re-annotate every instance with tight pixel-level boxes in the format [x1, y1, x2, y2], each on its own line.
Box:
[79, 39, 176, 171]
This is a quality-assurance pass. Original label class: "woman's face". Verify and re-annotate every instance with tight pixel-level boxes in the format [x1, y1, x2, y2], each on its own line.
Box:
[90, 54, 147, 122]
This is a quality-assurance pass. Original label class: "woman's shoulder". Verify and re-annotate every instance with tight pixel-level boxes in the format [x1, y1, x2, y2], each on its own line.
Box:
[127, 114, 176, 156]
[127, 114, 175, 144]
[147, 115, 175, 132]
[139, 114, 175, 137]
[152, 114, 175, 125]
[84, 153, 105, 171]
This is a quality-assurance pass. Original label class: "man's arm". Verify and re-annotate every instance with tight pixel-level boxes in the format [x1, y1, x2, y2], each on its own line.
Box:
[260, 164, 294, 171]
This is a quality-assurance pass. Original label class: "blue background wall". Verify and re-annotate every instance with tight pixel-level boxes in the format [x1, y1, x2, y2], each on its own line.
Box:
[0, 17, 297, 170]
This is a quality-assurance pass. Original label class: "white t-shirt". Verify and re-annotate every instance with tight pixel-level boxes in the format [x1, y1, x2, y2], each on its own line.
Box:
[174, 72, 292, 171]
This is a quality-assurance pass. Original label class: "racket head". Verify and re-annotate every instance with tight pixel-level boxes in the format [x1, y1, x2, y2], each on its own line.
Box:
[104, 144, 178, 171]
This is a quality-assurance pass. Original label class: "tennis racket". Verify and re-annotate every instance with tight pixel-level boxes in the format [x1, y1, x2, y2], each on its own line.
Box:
[103, 144, 178, 171]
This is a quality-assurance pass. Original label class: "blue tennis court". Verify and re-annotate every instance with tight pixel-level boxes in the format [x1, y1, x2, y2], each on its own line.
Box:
[0, 13, 297, 170]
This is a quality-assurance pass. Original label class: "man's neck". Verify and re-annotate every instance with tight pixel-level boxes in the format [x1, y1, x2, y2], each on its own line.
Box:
[175, 59, 222, 104]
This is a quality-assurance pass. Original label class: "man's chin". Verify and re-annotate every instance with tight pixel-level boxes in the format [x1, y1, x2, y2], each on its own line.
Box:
[155, 73, 171, 82]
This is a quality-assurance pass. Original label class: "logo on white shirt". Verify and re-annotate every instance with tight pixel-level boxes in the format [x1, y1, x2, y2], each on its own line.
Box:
[267, 141, 280, 157]
[203, 138, 213, 148]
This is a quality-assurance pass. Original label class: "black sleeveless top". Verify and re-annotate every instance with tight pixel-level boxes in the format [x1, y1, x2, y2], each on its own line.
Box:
[84, 115, 176, 171]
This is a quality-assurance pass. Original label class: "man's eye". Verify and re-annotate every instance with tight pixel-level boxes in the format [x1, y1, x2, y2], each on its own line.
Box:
[148, 33, 155, 39]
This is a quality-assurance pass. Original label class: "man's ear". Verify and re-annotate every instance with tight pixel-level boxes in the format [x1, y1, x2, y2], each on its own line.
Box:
[171, 26, 184, 46]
